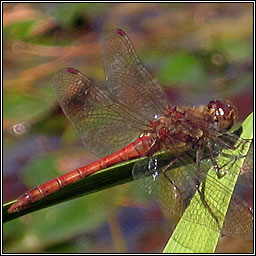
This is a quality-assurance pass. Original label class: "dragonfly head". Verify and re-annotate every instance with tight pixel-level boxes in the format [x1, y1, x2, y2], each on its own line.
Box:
[207, 100, 238, 130]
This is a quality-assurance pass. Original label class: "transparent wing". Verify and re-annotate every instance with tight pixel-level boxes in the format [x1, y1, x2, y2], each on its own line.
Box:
[223, 146, 253, 239]
[53, 29, 169, 157]
[53, 68, 149, 157]
[133, 132, 253, 239]
[102, 29, 168, 120]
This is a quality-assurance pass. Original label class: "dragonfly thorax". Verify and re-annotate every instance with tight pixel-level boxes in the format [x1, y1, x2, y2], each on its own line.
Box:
[145, 100, 237, 155]
[146, 106, 202, 152]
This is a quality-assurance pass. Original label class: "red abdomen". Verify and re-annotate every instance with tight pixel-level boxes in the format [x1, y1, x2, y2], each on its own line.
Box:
[8, 136, 153, 213]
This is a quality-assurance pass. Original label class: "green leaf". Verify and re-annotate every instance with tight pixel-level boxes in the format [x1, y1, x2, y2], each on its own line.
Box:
[163, 113, 253, 253]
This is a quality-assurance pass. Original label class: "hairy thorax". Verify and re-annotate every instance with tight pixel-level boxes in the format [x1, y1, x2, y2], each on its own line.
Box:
[142, 100, 238, 155]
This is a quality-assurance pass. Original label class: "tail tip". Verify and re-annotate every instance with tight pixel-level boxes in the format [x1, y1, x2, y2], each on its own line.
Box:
[7, 200, 24, 213]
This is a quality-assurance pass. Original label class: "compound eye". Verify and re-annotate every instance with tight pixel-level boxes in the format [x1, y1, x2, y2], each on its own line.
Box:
[207, 100, 238, 130]
[208, 100, 218, 115]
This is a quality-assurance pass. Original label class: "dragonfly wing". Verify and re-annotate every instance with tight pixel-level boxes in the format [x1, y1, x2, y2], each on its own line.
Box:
[222, 146, 253, 240]
[102, 29, 168, 120]
[53, 68, 148, 157]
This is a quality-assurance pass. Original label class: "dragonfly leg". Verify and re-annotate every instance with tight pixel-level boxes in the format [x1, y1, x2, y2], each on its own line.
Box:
[206, 141, 239, 178]
[206, 142, 223, 177]
[161, 157, 182, 195]
[195, 146, 223, 234]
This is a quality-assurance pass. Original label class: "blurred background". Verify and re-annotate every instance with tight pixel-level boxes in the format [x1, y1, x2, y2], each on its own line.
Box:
[3, 2, 253, 253]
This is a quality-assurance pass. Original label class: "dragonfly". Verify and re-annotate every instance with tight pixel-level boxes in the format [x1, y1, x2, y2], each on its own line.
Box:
[8, 29, 253, 240]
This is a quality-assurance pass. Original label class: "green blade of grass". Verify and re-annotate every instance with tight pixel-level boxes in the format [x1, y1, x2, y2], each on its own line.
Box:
[163, 113, 253, 253]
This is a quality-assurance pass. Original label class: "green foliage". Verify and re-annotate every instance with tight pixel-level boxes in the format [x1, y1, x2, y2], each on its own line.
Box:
[54, 3, 107, 28]
[3, 84, 55, 122]
[159, 51, 207, 86]
[4, 20, 36, 40]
